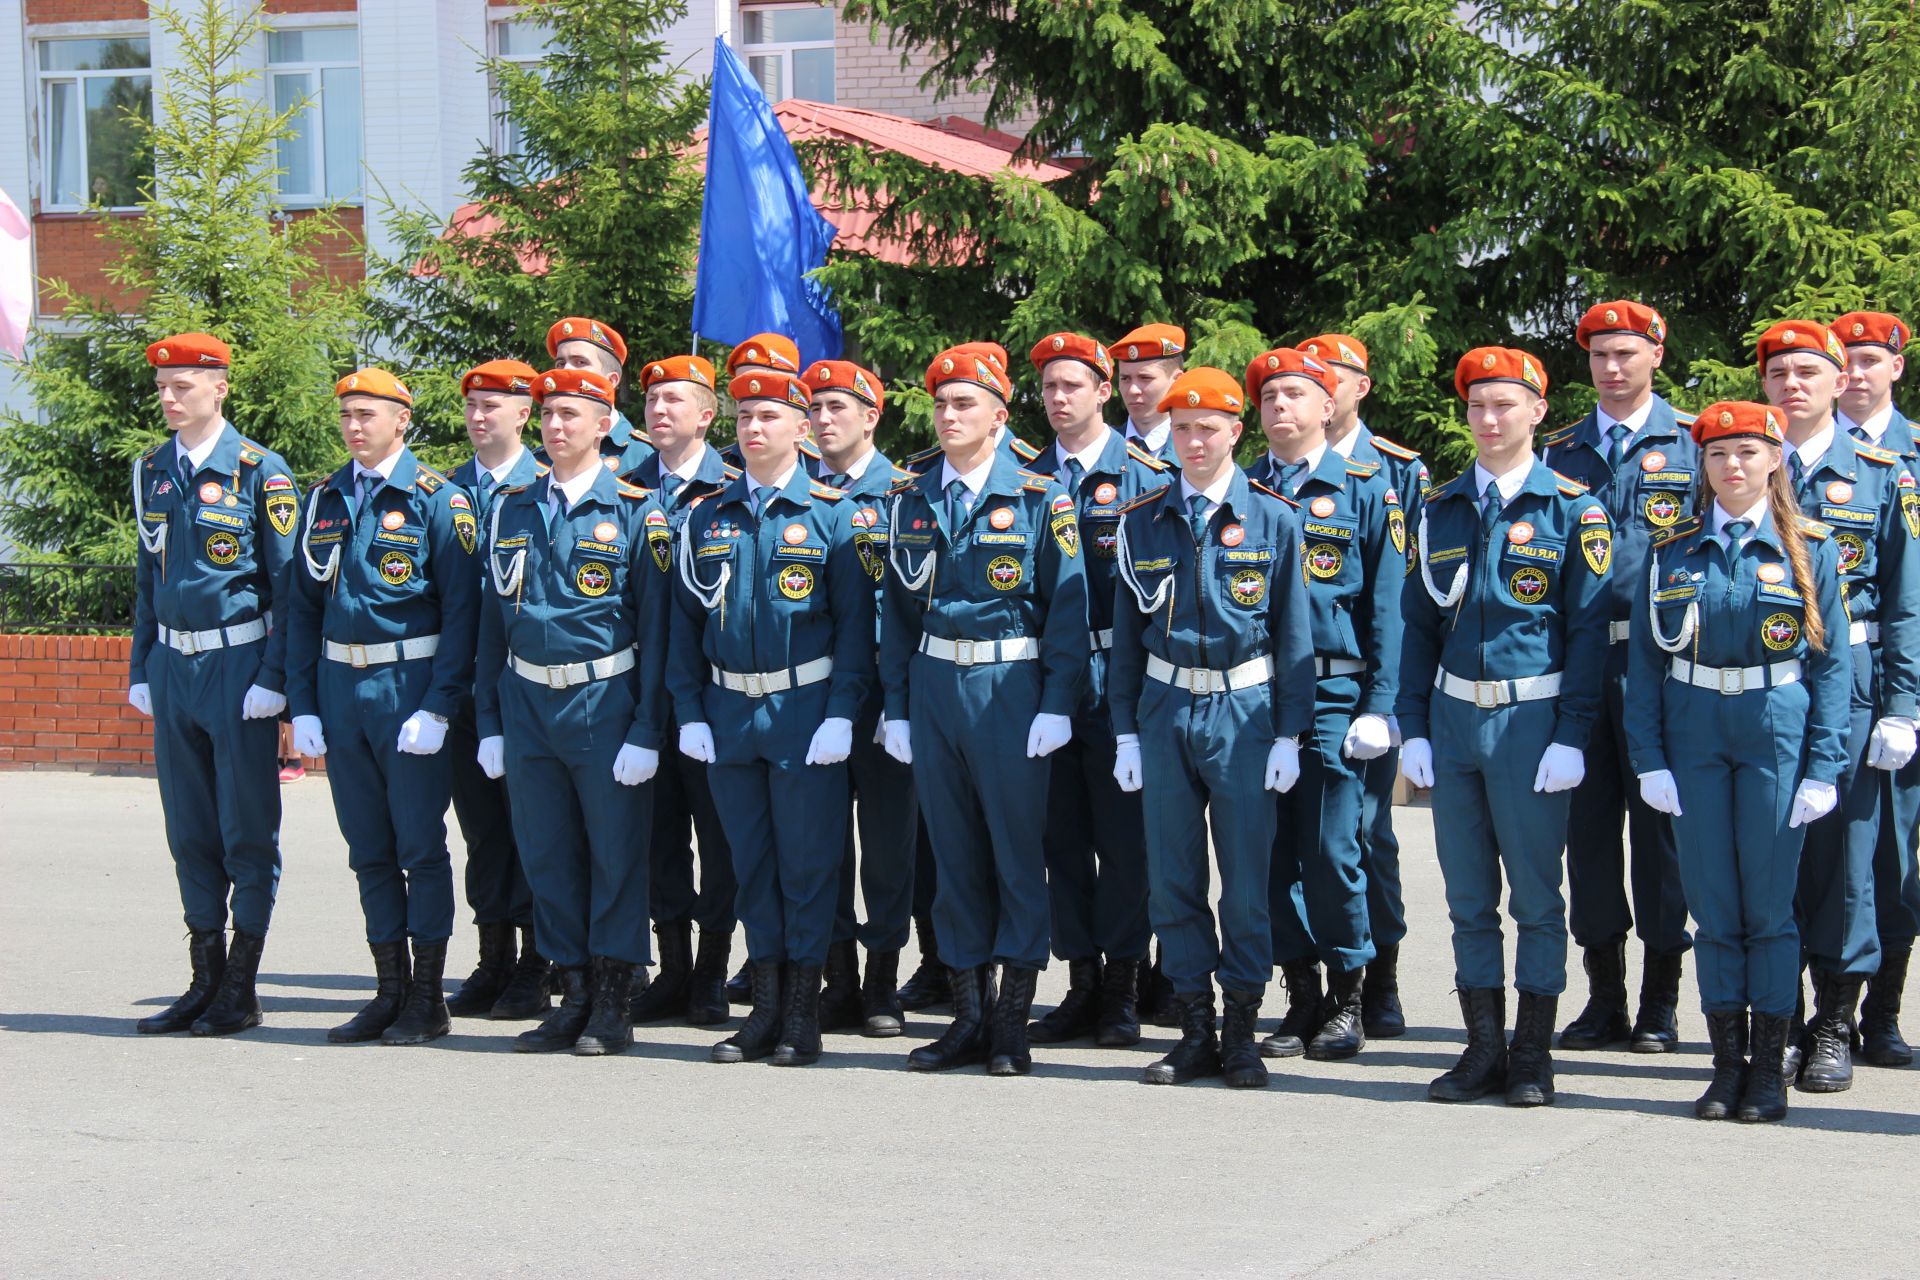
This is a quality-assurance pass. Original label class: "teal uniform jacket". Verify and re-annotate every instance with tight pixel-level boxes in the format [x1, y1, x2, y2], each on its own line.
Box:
[537, 409, 655, 480]
[899, 428, 1043, 477]
[449, 448, 546, 521]
[630, 443, 737, 530]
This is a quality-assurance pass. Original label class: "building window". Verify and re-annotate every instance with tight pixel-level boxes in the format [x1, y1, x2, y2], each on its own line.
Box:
[267, 27, 362, 204]
[739, 4, 836, 103]
[490, 13, 555, 158]
[37, 36, 154, 211]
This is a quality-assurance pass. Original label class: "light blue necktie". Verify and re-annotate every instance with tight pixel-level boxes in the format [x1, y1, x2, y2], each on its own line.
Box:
[1065, 456, 1086, 495]
[946, 478, 970, 530]
[1605, 423, 1630, 471]
[1480, 479, 1502, 531]
[1188, 492, 1210, 545]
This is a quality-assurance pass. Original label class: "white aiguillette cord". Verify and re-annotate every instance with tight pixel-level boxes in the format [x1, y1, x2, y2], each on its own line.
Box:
[131, 456, 169, 560]
[887, 492, 937, 595]
[1647, 555, 1699, 653]
[1418, 508, 1467, 608]
[300, 485, 341, 584]
[1113, 509, 1174, 616]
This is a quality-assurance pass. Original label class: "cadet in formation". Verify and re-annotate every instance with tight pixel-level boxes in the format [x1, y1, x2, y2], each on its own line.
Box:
[129, 333, 297, 1037]
[1625, 400, 1850, 1122]
[1110, 323, 1183, 463]
[545, 317, 655, 476]
[286, 368, 477, 1046]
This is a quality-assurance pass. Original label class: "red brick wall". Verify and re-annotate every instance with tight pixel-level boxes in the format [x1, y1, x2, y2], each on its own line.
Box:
[24, 0, 148, 20]
[0, 634, 153, 772]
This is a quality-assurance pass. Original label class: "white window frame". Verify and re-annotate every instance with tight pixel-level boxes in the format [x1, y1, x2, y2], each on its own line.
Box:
[265, 23, 361, 207]
[33, 28, 155, 214]
[737, 3, 837, 104]
[486, 7, 554, 158]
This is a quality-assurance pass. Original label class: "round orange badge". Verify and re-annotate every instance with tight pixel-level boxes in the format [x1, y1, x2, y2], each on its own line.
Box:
[1220, 524, 1245, 547]
[989, 507, 1015, 529]
[381, 510, 406, 530]
[1094, 483, 1118, 505]
[1508, 521, 1535, 545]
[1827, 482, 1853, 503]
[602, 457, 618, 471]
[198, 481, 222, 504]
[594, 521, 619, 542]
[1310, 497, 1336, 518]
[1757, 563, 1786, 583]
[1641, 451, 1667, 472]
[783, 524, 808, 545]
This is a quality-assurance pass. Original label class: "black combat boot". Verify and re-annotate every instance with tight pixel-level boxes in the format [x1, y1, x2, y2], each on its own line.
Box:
[895, 914, 951, 1011]
[629, 920, 693, 1023]
[1308, 966, 1367, 1061]
[1028, 956, 1101, 1043]
[329, 942, 410, 1044]
[1361, 942, 1406, 1038]
[1798, 969, 1863, 1092]
[515, 965, 591, 1052]
[1696, 1010, 1749, 1120]
[1260, 960, 1323, 1058]
[907, 966, 994, 1071]
[574, 957, 636, 1056]
[990, 966, 1039, 1076]
[1860, 942, 1913, 1067]
[383, 938, 451, 1046]
[190, 929, 266, 1037]
[1629, 947, 1684, 1053]
[861, 948, 904, 1037]
[489, 925, 552, 1020]
[1506, 991, 1558, 1107]
[773, 962, 824, 1066]
[1095, 955, 1143, 1047]
[687, 926, 733, 1025]
[1429, 987, 1507, 1102]
[726, 958, 754, 1005]
[817, 939, 864, 1033]
[137, 928, 226, 1034]
[1558, 936, 1630, 1049]
[1782, 968, 1807, 1084]
[712, 961, 783, 1063]
[1143, 991, 1222, 1084]
[1740, 1013, 1792, 1122]
[1143, 941, 1180, 1027]
[1220, 989, 1269, 1088]
[446, 921, 516, 1018]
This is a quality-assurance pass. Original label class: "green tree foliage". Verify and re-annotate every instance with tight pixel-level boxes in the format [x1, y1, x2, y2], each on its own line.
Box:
[367, 0, 708, 435]
[0, 0, 361, 574]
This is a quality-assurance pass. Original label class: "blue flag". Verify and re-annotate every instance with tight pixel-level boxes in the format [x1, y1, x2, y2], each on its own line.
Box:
[692, 37, 842, 362]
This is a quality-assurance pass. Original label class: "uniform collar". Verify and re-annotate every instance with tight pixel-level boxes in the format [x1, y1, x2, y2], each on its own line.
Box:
[1470, 458, 1535, 504]
[1050, 425, 1116, 476]
[718, 459, 817, 512]
[1799, 421, 1849, 479]
[605, 410, 636, 450]
[1839, 404, 1896, 446]
[1297, 443, 1350, 494]
[175, 420, 236, 475]
[546, 459, 619, 512]
[1164, 465, 1249, 520]
[1125, 415, 1170, 452]
[329, 446, 418, 496]
[1575, 394, 1683, 450]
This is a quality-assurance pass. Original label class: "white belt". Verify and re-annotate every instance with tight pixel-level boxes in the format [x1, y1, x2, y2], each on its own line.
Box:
[712, 656, 832, 697]
[1091, 629, 1114, 652]
[1850, 621, 1880, 646]
[1435, 668, 1563, 708]
[1669, 656, 1802, 695]
[324, 635, 441, 669]
[1315, 656, 1365, 677]
[509, 646, 636, 689]
[1146, 653, 1273, 695]
[157, 619, 267, 656]
[917, 634, 1038, 666]
[1608, 620, 1632, 644]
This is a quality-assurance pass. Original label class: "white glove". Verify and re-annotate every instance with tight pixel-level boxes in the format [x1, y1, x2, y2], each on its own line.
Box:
[1868, 716, 1918, 771]
[1026, 712, 1073, 759]
[128, 683, 153, 717]
[805, 717, 854, 766]
[395, 711, 448, 756]
[678, 722, 716, 763]
[612, 743, 659, 786]
[477, 735, 506, 780]
[291, 714, 327, 758]
[1387, 715, 1403, 749]
[884, 719, 913, 765]
[1637, 769, 1682, 816]
[1342, 713, 1392, 761]
[1533, 743, 1586, 794]
[241, 683, 287, 719]
[1265, 738, 1302, 793]
[1789, 779, 1839, 828]
[1400, 737, 1434, 788]
[1113, 734, 1143, 792]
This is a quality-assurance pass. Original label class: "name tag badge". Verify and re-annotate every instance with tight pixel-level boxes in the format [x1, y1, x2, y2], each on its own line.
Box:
[1758, 582, 1805, 602]
[1504, 541, 1563, 564]
[1301, 520, 1354, 542]
[575, 538, 623, 555]
[974, 532, 1029, 547]
[195, 508, 246, 530]
[1427, 546, 1468, 566]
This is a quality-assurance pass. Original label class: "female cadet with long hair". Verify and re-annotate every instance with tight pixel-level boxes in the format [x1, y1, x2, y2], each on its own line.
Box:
[1624, 402, 1851, 1123]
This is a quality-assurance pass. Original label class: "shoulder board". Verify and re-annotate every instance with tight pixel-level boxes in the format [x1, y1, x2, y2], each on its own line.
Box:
[1650, 516, 1702, 548]
[799, 438, 822, 459]
[886, 477, 918, 496]
[1672, 409, 1697, 426]
[141, 439, 171, 463]
[236, 444, 264, 467]
[1010, 437, 1041, 461]
[888, 465, 915, 482]
[1344, 458, 1381, 478]
[534, 462, 551, 477]
[1020, 474, 1053, 494]
[616, 480, 651, 499]
[1248, 478, 1296, 506]
[416, 469, 444, 494]
[1368, 433, 1422, 461]
[1125, 442, 1170, 472]
[809, 482, 845, 501]
[1797, 516, 1831, 541]
[1539, 424, 1579, 449]
[496, 482, 532, 497]
[720, 464, 743, 480]
[1857, 443, 1900, 466]
[902, 444, 941, 473]
[1552, 470, 1590, 495]
[1116, 483, 1172, 515]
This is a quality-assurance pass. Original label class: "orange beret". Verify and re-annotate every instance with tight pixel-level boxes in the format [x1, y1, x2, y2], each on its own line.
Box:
[1029, 332, 1113, 380]
[1576, 300, 1668, 349]
[639, 355, 716, 392]
[729, 371, 812, 411]
[1158, 366, 1245, 415]
[1296, 333, 1368, 373]
[726, 333, 801, 375]
[146, 332, 230, 369]
[461, 359, 537, 397]
[947, 341, 1009, 376]
[334, 367, 414, 407]
[1833, 312, 1908, 354]
[1757, 320, 1846, 372]
[1112, 323, 1186, 364]
[925, 346, 1012, 401]
[803, 359, 884, 411]
[546, 317, 627, 364]
[532, 367, 615, 407]
[1455, 346, 1548, 400]
[1247, 347, 1339, 401]
[1691, 401, 1785, 448]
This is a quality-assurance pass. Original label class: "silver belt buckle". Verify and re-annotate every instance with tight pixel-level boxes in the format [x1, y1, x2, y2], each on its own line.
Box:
[348, 643, 370, 669]
[547, 665, 569, 690]
[743, 672, 765, 697]
[1718, 667, 1746, 695]
[1474, 680, 1502, 709]
[178, 631, 201, 656]
[953, 640, 977, 666]
[1187, 668, 1212, 695]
